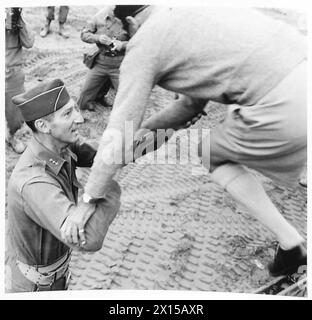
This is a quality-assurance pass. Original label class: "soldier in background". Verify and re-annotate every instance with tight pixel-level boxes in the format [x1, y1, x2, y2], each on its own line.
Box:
[82, 6, 307, 278]
[5, 7, 34, 153]
[78, 6, 129, 111]
[40, 6, 70, 39]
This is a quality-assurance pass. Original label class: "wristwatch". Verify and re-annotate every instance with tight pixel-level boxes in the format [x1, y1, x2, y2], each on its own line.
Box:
[82, 193, 101, 204]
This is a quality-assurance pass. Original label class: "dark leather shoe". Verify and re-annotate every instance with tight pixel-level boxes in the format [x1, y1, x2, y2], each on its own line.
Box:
[268, 244, 307, 277]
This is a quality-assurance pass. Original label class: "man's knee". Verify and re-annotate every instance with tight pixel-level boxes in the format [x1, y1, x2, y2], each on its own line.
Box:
[210, 163, 248, 189]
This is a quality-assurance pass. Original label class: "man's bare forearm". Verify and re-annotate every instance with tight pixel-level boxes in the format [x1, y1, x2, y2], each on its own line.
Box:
[81, 180, 121, 251]
[85, 64, 153, 198]
[84, 146, 121, 198]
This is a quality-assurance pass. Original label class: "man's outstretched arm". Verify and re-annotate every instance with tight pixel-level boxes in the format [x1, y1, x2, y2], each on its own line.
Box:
[84, 52, 155, 199]
[22, 177, 121, 252]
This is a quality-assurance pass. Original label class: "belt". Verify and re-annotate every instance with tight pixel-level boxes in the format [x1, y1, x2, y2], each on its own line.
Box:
[102, 51, 124, 57]
[17, 251, 71, 287]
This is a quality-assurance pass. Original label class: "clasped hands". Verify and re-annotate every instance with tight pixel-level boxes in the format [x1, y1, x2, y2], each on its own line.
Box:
[60, 109, 207, 245]
[60, 201, 96, 247]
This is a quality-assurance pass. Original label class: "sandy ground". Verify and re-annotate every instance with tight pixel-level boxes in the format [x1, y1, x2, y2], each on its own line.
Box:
[5, 6, 307, 295]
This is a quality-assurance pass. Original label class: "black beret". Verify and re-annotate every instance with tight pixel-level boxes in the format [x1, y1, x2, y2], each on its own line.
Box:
[12, 79, 70, 121]
[113, 5, 147, 20]
[113, 5, 148, 30]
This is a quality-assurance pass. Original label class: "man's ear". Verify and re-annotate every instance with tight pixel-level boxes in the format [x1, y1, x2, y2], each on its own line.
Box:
[35, 119, 50, 134]
[125, 16, 139, 37]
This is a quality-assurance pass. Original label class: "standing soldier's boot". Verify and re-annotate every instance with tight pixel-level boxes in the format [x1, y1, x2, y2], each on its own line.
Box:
[58, 22, 69, 38]
[40, 19, 51, 37]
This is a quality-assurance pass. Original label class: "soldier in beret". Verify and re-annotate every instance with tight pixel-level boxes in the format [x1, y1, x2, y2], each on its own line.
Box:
[6, 79, 121, 292]
[78, 5, 129, 111]
[83, 6, 307, 277]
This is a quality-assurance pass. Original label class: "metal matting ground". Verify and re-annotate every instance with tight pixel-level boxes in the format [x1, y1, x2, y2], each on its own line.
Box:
[69, 126, 307, 293]
[6, 7, 306, 294]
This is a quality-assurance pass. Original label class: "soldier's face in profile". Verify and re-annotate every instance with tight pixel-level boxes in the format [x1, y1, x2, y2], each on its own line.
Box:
[48, 99, 84, 145]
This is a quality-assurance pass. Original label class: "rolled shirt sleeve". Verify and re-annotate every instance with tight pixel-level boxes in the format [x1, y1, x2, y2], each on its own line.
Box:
[82, 180, 121, 251]
[85, 34, 159, 198]
[81, 17, 119, 47]
[81, 20, 100, 44]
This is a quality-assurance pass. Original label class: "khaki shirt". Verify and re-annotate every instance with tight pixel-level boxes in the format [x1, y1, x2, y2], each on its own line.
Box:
[7, 137, 120, 267]
[81, 7, 128, 53]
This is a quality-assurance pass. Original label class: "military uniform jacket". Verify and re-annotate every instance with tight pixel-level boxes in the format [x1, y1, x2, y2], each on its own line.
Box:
[81, 7, 128, 54]
[7, 137, 97, 266]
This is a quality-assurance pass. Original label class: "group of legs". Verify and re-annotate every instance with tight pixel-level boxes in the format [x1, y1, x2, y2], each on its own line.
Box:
[40, 6, 69, 39]
[5, 6, 71, 154]
[39, 6, 122, 111]
[6, 6, 119, 153]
